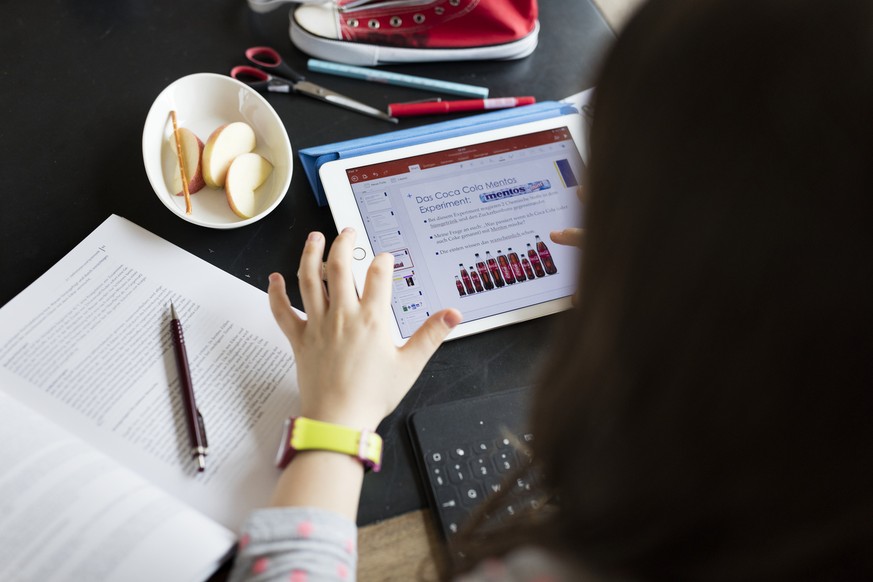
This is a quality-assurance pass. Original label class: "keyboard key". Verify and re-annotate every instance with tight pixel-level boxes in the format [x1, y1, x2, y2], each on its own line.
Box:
[448, 462, 468, 483]
[496, 436, 512, 448]
[483, 479, 502, 494]
[473, 441, 490, 454]
[435, 487, 460, 510]
[440, 508, 470, 537]
[460, 483, 485, 507]
[449, 446, 470, 460]
[470, 456, 492, 478]
[495, 451, 515, 473]
[430, 465, 447, 487]
[428, 451, 444, 464]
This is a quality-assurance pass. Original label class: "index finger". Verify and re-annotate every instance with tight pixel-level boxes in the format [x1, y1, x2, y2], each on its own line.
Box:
[550, 227, 584, 249]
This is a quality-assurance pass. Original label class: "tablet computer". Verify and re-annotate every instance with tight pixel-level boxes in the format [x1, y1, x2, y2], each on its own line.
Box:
[319, 113, 586, 345]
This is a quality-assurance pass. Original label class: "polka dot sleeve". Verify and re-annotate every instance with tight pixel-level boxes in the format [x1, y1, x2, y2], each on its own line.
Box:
[228, 507, 358, 582]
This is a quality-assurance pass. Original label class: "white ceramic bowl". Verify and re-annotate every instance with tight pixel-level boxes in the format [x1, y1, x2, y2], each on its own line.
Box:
[142, 73, 292, 228]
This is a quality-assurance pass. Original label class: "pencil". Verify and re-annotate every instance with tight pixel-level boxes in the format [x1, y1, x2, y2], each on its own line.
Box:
[170, 111, 192, 215]
[307, 59, 489, 98]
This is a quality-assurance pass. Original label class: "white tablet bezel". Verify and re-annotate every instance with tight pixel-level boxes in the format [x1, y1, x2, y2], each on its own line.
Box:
[319, 112, 587, 345]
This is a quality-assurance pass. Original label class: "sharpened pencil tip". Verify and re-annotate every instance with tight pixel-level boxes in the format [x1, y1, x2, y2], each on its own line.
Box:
[170, 302, 178, 320]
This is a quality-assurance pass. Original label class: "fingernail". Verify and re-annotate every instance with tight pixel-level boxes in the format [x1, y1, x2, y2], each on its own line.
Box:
[268, 273, 280, 283]
[443, 310, 463, 329]
[342, 227, 355, 235]
[308, 232, 322, 242]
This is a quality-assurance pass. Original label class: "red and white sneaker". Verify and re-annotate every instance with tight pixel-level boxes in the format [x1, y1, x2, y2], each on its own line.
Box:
[249, 0, 540, 65]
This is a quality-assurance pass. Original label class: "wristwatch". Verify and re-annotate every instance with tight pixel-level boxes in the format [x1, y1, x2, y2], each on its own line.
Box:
[275, 416, 383, 472]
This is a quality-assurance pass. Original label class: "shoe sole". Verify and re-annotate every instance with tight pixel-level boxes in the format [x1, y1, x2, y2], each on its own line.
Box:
[289, 14, 540, 66]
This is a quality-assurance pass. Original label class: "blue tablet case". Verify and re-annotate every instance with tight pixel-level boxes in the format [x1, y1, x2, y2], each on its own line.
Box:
[298, 100, 579, 207]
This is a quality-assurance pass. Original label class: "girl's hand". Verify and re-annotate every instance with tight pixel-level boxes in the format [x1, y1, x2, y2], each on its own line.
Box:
[550, 186, 585, 250]
[549, 187, 585, 304]
[268, 228, 463, 430]
[549, 227, 584, 250]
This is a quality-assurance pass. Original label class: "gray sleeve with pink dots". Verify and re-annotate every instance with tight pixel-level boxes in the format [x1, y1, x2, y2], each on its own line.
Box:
[228, 507, 358, 582]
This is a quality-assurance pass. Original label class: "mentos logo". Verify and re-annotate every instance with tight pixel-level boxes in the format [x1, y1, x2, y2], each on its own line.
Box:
[480, 180, 550, 203]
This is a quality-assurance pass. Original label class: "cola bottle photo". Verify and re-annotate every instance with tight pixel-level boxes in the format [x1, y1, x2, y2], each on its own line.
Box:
[507, 247, 526, 282]
[521, 255, 536, 280]
[496, 250, 516, 284]
[469, 267, 484, 292]
[459, 264, 475, 295]
[485, 251, 506, 287]
[535, 235, 558, 275]
[474, 253, 494, 290]
[526, 243, 547, 278]
[455, 276, 466, 296]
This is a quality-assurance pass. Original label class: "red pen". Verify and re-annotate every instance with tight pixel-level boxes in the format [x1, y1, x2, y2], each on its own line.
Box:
[388, 97, 536, 117]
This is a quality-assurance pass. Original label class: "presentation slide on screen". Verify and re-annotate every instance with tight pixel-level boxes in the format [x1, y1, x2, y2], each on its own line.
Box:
[349, 127, 584, 338]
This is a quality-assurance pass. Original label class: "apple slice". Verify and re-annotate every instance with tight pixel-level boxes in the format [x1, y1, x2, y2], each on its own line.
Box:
[201, 122, 256, 188]
[168, 127, 205, 196]
[225, 153, 273, 218]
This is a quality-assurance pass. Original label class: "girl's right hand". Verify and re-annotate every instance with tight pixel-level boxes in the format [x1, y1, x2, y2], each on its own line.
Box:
[550, 185, 585, 250]
[549, 227, 584, 250]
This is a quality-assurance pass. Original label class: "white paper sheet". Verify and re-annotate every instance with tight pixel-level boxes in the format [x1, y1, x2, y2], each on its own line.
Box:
[0, 391, 235, 582]
[0, 215, 301, 531]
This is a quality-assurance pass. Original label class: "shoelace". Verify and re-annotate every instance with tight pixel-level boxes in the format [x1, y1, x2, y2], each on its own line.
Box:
[248, 0, 439, 14]
[340, 0, 436, 11]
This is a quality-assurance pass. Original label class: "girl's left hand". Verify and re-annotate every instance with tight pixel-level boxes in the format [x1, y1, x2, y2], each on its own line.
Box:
[268, 228, 463, 430]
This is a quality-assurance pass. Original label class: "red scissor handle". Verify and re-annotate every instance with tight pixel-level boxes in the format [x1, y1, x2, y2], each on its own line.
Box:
[231, 65, 269, 82]
[244, 46, 304, 82]
[245, 46, 282, 68]
[230, 65, 274, 92]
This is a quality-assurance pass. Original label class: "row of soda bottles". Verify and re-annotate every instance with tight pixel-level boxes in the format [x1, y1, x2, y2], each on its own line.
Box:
[455, 235, 558, 297]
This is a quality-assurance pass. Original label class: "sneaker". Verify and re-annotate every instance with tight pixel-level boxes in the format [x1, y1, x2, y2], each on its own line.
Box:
[285, 0, 540, 65]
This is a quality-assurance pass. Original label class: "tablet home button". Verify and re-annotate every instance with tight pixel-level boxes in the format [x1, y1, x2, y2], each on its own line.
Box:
[353, 247, 367, 260]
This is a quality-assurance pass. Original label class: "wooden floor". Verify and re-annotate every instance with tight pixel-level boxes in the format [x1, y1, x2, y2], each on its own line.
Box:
[358, 508, 444, 581]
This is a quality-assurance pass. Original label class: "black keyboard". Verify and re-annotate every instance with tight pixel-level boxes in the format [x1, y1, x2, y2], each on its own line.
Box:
[407, 388, 533, 545]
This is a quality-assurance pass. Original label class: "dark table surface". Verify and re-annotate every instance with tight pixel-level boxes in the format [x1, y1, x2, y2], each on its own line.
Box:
[0, 0, 613, 525]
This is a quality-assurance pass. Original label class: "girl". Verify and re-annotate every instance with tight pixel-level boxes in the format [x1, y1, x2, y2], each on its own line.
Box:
[231, 0, 873, 579]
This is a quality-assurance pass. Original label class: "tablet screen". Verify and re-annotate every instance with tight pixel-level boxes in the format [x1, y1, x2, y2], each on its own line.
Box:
[345, 126, 584, 338]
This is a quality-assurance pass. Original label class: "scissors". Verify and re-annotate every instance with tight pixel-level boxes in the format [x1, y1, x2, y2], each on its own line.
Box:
[231, 47, 398, 124]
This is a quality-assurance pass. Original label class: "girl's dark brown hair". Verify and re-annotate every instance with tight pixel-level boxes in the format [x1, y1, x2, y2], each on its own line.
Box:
[451, 0, 873, 579]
